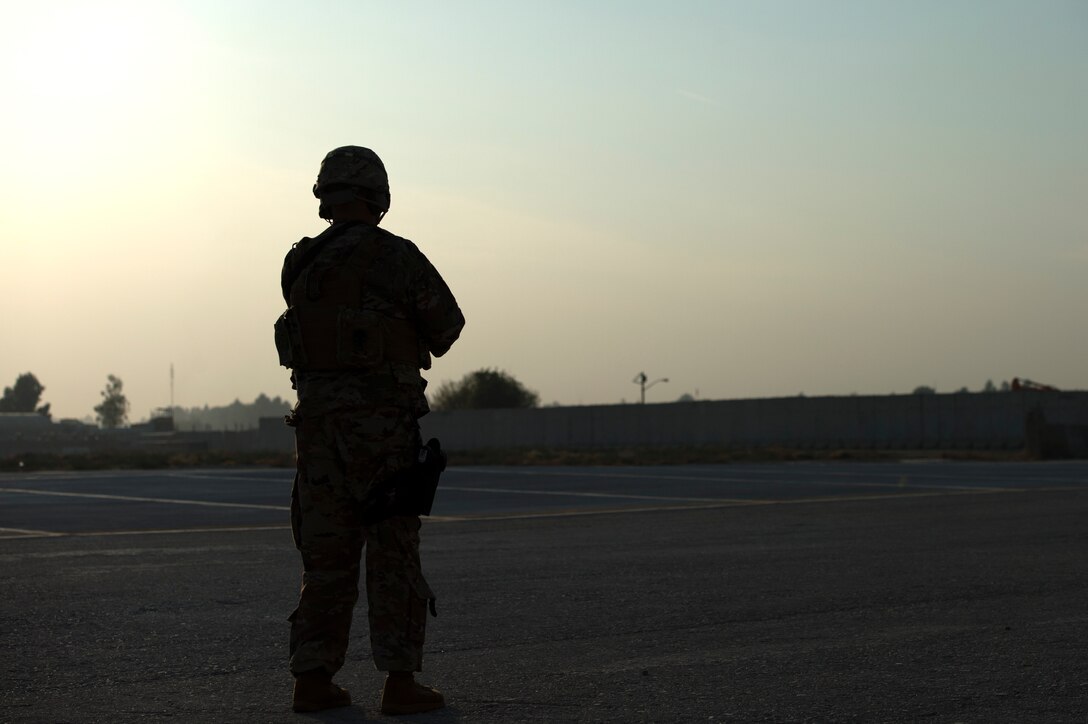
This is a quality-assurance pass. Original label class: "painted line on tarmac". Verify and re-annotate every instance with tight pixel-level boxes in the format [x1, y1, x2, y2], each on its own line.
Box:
[0, 487, 1035, 537]
[0, 524, 291, 541]
[775, 478, 1013, 492]
[0, 487, 289, 511]
[2, 484, 1075, 539]
[440, 485, 754, 504]
[425, 502, 765, 522]
[0, 470, 130, 482]
[449, 483, 1088, 522]
[0, 527, 65, 540]
[167, 471, 287, 482]
[793, 467, 1088, 488]
[71, 524, 291, 537]
[425, 487, 1033, 522]
[445, 467, 1012, 492]
[0, 470, 288, 484]
[447, 467, 782, 485]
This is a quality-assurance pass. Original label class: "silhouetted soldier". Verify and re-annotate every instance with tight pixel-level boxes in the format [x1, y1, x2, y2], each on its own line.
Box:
[275, 146, 464, 714]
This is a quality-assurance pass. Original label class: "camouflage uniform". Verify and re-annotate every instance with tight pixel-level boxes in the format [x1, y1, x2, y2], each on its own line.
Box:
[282, 219, 464, 677]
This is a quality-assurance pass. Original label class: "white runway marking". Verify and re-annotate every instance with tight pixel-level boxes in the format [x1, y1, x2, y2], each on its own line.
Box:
[0, 527, 64, 540]
[0, 487, 288, 511]
[1, 485, 1061, 538]
[0, 525, 290, 541]
[3, 464, 1081, 539]
[447, 467, 1013, 492]
[441, 484, 757, 504]
[167, 472, 286, 483]
[66, 524, 291, 538]
[427, 486, 1025, 522]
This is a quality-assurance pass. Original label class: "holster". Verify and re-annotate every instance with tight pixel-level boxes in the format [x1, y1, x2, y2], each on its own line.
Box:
[394, 438, 446, 517]
[360, 438, 447, 524]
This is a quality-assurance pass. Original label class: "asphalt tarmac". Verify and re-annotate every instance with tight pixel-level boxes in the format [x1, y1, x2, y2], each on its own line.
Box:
[1, 461, 1086, 722]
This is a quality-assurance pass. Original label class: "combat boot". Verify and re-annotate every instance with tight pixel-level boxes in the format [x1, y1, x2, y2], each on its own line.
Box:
[380, 672, 445, 715]
[292, 670, 351, 712]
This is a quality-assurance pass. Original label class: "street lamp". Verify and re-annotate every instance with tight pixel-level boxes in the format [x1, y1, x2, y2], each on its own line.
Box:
[632, 371, 669, 404]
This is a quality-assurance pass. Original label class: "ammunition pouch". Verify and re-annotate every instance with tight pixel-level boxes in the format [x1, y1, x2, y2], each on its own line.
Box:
[274, 310, 306, 368]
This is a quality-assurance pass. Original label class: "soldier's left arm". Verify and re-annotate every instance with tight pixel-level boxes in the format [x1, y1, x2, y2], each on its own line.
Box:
[408, 248, 465, 358]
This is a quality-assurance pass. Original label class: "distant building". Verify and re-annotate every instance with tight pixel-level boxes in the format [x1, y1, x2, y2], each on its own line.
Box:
[0, 413, 52, 433]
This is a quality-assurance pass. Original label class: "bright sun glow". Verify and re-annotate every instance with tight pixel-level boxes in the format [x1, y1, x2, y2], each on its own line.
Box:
[1, 3, 187, 160]
[15, 8, 153, 99]
[0, 2, 190, 189]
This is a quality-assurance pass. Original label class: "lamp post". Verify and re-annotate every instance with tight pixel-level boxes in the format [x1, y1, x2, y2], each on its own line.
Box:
[632, 371, 669, 404]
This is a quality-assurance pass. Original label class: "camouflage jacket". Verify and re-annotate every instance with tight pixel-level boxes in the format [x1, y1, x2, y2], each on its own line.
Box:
[281, 222, 465, 418]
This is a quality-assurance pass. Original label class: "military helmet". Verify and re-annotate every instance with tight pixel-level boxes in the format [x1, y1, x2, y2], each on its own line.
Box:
[312, 146, 391, 212]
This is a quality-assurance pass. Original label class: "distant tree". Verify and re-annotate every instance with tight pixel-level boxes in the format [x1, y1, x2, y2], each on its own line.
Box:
[94, 374, 129, 429]
[1000, 380, 1011, 392]
[0, 372, 51, 419]
[676, 393, 696, 403]
[430, 368, 539, 411]
[956, 386, 969, 394]
[912, 385, 937, 395]
[982, 379, 997, 393]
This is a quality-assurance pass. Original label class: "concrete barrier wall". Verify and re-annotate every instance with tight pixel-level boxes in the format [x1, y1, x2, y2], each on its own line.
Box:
[5, 391, 1087, 458]
[420, 391, 1088, 452]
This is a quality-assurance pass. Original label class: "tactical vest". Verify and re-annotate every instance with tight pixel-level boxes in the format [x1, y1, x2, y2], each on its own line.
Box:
[274, 224, 426, 371]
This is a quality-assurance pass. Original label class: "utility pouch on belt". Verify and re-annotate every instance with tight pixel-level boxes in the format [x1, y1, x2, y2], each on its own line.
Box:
[393, 438, 447, 517]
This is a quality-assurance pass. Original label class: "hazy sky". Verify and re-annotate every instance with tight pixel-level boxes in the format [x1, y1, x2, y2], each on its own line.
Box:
[1, 0, 1085, 421]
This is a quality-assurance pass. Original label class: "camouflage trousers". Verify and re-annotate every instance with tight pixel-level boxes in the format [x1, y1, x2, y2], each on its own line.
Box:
[287, 405, 435, 676]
